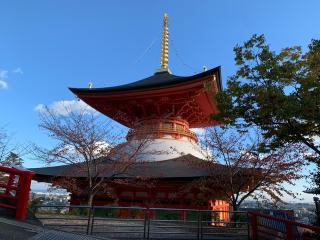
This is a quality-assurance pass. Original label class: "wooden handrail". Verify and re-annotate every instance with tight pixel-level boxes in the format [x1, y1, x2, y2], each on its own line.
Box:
[0, 165, 35, 220]
[248, 211, 320, 232]
[0, 165, 33, 175]
[0, 193, 16, 200]
[127, 127, 198, 141]
[249, 211, 320, 240]
[0, 183, 18, 190]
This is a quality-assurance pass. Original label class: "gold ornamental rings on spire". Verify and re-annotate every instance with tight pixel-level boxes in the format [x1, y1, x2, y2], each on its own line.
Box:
[160, 13, 169, 70]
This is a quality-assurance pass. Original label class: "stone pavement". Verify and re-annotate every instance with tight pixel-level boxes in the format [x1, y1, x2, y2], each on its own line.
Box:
[0, 217, 109, 240]
[30, 230, 109, 240]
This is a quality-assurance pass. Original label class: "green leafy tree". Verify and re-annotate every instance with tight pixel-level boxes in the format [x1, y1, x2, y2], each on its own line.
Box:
[28, 197, 44, 213]
[214, 34, 320, 191]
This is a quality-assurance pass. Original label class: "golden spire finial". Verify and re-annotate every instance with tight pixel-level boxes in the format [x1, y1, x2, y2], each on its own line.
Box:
[160, 13, 169, 70]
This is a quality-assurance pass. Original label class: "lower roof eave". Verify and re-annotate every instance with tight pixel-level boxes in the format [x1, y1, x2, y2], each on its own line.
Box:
[32, 174, 207, 183]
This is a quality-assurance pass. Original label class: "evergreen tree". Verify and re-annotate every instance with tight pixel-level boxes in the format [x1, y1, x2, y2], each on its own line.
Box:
[0, 128, 25, 167]
[4, 152, 23, 166]
[214, 35, 320, 192]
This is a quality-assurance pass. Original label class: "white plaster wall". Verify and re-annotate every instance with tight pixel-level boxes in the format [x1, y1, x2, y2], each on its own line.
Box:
[114, 138, 209, 161]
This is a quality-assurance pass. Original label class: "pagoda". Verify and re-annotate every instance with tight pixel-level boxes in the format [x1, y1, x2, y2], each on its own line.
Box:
[69, 14, 221, 161]
[32, 14, 229, 220]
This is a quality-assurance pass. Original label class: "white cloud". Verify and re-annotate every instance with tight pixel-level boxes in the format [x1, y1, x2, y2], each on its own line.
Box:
[0, 67, 23, 90]
[34, 100, 97, 116]
[0, 69, 8, 79]
[13, 68, 23, 75]
[0, 80, 8, 89]
[0, 69, 8, 90]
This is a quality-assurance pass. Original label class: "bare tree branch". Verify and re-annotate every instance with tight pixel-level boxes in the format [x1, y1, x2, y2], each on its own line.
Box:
[193, 126, 305, 211]
[33, 105, 151, 206]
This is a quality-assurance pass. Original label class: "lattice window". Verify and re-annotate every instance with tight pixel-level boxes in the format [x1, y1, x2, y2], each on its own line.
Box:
[163, 122, 172, 129]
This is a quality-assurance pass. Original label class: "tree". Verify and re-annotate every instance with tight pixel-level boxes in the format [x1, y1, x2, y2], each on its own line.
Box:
[4, 152, 23, 166]
[214, 34, 320, 190]
[193, 127, 304, 211]
[34, 106, 150, 207]
[0, 127, 24, 166]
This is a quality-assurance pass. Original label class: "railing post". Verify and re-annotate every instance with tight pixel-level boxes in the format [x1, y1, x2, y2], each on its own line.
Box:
[147, 208, 150, 240]
[200, 211, 203, 240]
[250, 213, 258, 240]
[314, 197, 320, 226]
[5, 173, 15, 194]
[33, 205, 38, 215]
[285, 222, 293, 240]
[143, 208, 147, 240]
[15, 171, 34, 220]
[246, 211, 250, 240]
[197, 210, 200, 240]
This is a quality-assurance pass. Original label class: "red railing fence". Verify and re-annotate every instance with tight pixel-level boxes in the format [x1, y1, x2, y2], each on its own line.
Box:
[249, 211, 320, 240]
[0, 165, 35, 220]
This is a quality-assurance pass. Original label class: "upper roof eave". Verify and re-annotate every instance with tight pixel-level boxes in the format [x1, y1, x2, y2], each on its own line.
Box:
[69, 66, 222, 95]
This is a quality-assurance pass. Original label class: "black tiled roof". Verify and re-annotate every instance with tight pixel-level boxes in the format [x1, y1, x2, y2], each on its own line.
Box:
[30, 154, 226, 180]
[69, 67, 221, 94]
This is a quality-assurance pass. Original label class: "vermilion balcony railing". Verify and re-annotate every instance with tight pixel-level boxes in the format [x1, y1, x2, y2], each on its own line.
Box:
[0, 165, 35, 220]
[249, 211, 320, 239]
[127, 127, 198, 142]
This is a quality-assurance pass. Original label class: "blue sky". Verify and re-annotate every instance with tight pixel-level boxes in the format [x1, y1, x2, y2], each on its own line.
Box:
[0, 1, 319, 202]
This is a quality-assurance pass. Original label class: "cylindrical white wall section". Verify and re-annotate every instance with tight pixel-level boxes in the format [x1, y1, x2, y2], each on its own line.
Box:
[112, 138, 208, 162]
[118, 117, 209, 162]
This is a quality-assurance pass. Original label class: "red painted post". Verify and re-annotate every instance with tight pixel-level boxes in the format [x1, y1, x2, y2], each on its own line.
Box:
[251, 213, 258, 240]
[285, 222, 294, 240]
[180, 210, 187, 222]
[248, 211, 320, 238]
[5, 173, 15, 195]
[15, 170, 35, 220]
[150, 209, 155, 219]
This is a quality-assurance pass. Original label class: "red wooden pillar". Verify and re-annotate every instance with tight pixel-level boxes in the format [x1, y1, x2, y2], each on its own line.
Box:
[149, 209, 156, 219]
[250, 213, 258, 240]
[119, 209, 129, 218]
[285, 222, 294, 240]
[5, 173, 15, 195]
[15, 170, 35, 220]
[179, 210, 187, 221]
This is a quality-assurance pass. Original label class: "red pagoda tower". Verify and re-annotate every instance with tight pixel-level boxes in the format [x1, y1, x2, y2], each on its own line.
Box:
[69, 14, 221, 162]
[32, 14, 229, 220]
